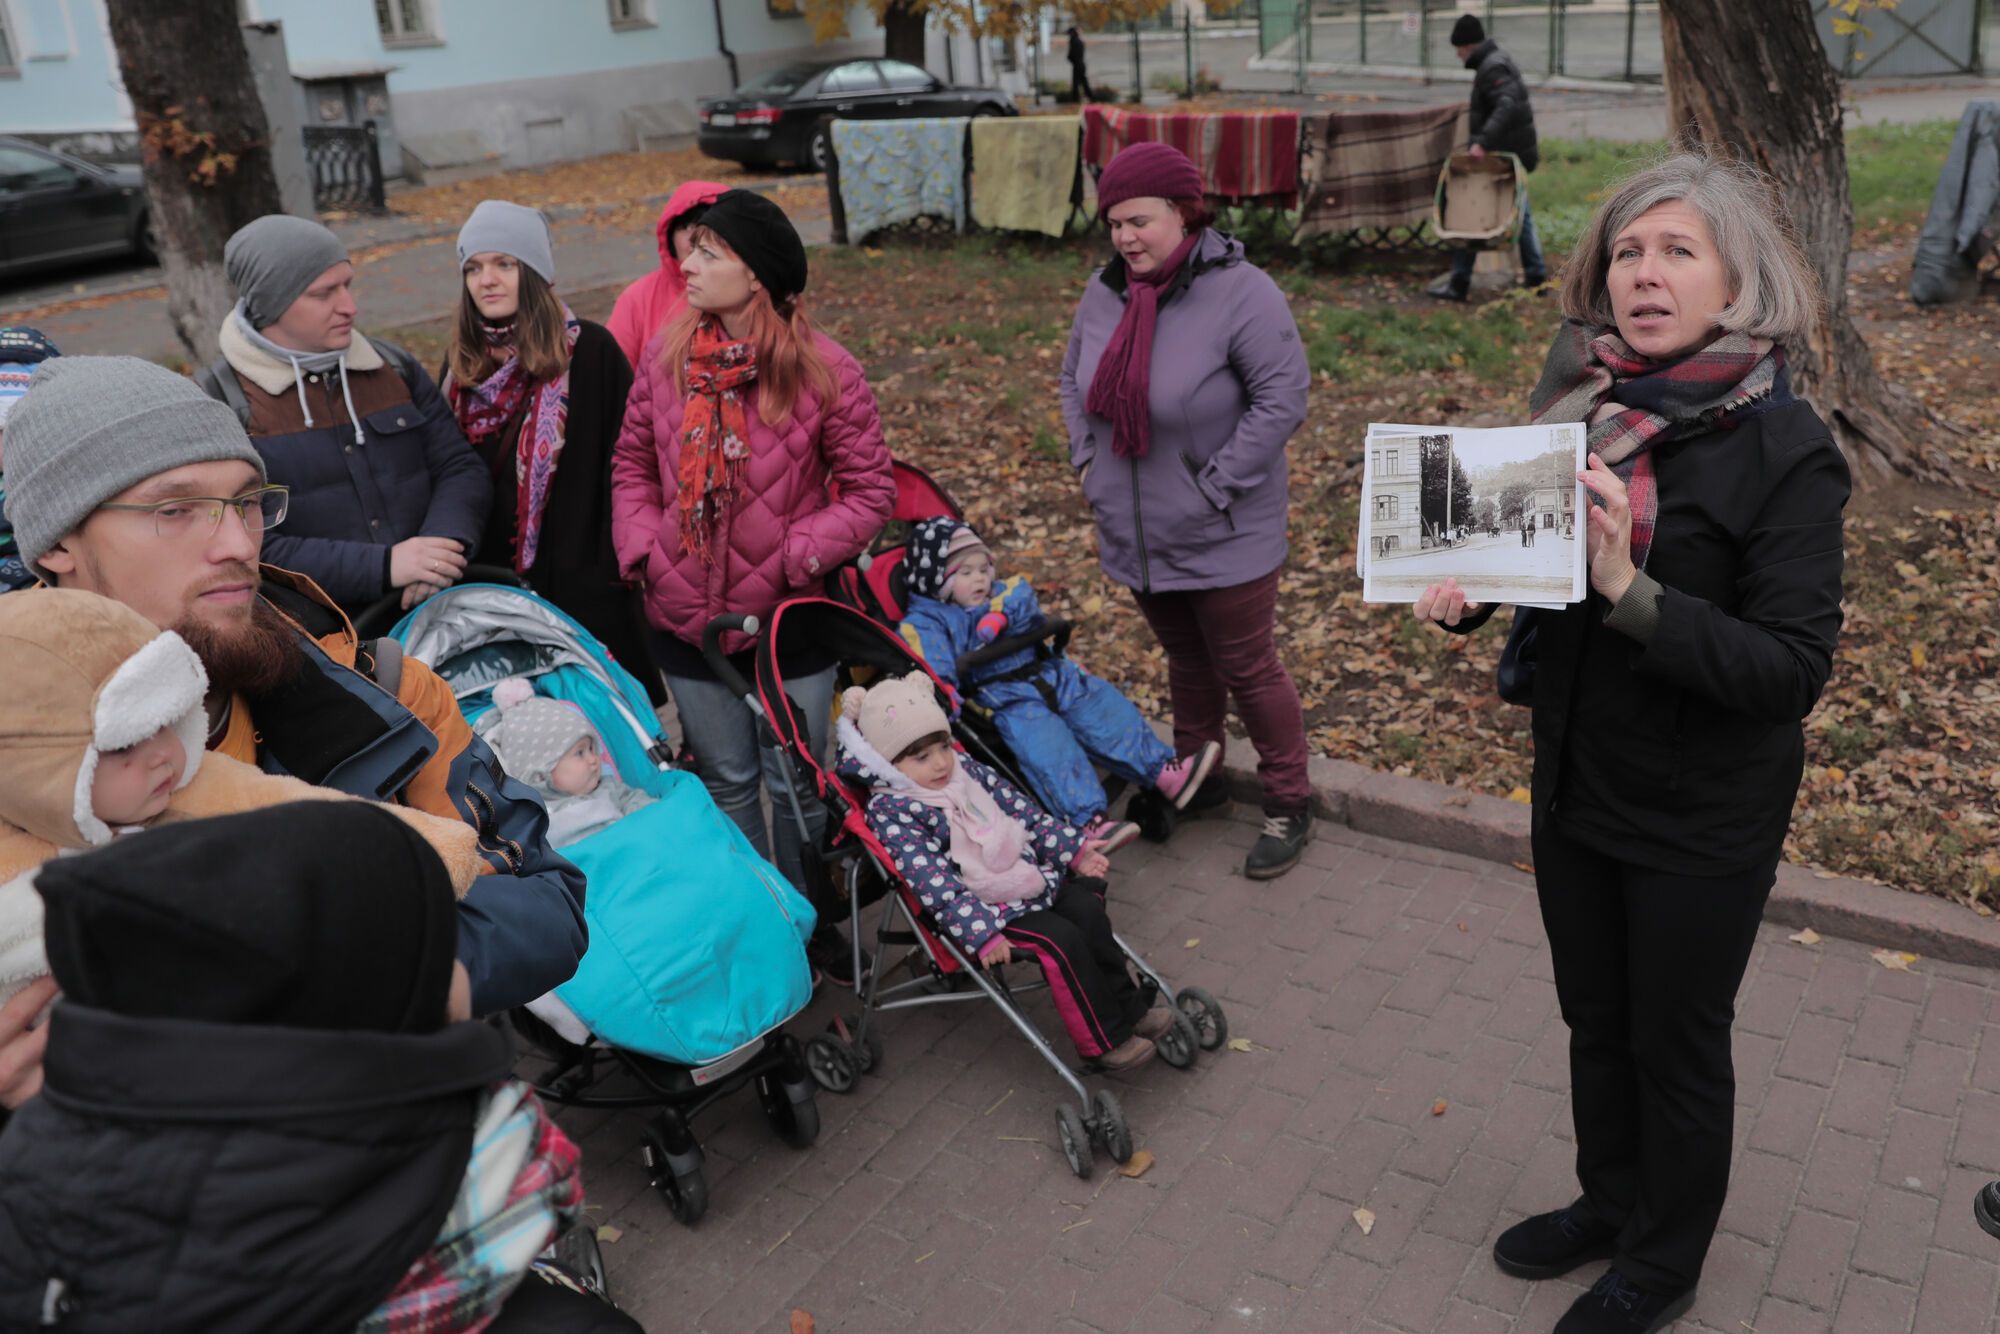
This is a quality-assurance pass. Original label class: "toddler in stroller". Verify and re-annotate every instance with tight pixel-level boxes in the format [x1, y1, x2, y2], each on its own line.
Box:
[836, 672, 1174, 1072]
[898, 517, 1220, 845]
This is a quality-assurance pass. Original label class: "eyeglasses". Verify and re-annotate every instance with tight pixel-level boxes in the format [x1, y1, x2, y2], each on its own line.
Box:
[96, 485, 290, 541]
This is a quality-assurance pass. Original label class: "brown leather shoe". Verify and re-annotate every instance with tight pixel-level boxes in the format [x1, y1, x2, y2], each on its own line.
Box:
[1133, 1005, 1174, 1040]
[1098, 1035, 1156, 1072]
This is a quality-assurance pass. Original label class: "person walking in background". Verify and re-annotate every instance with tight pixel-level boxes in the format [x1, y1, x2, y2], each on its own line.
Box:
[605, 181, 728, 371]
[0, 327, 59, 595]
[1060, 143, 1315, 880]
[196, 216, 490, 617]
[1067, 25, 1095, 104]
[1427, 14, 1549, 302]
[611, 189, 893, 981]
[441, 200, 657, 699]
[1416, 153, 1848, 1332]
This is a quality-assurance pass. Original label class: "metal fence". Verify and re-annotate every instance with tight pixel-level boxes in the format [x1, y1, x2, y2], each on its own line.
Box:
[1259, 0, 1663, 82]
[302, 120, 387, 214]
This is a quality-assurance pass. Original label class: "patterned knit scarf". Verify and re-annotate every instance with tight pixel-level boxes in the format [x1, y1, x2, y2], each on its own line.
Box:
[1528, 319, 1786, 568]
[359, 1080, 584, 1334]
[444, 308, 579, 573]
[1085, 231, 1202, 460]
[677, 313, 758, 564]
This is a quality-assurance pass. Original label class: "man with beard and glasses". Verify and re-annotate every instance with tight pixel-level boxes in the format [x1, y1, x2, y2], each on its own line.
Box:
[0, 355, 585, 1111]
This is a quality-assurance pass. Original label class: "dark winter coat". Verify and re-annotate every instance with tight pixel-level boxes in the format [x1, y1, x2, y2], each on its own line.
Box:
[0, 1002, 515, 1333]
[1452, 398, 1849, 875]
[1464, 39, 1540, 171]
[199, 320, 492, 610]
[1060, 229, 1310, 593]
[450, 320, 645, 670]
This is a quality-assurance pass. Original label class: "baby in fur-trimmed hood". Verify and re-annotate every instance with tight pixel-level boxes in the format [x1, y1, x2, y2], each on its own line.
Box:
[0, 588, 486, 1004]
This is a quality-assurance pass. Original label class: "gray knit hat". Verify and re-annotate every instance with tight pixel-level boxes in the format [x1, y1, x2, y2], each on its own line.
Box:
[456, 200, 556, 285]
[224, 215, 351, 330]
[0, 357, 266, 579]
[484, 678, 595, 791]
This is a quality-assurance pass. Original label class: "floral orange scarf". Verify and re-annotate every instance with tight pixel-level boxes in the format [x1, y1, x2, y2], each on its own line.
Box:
[677, 314, 758, 563]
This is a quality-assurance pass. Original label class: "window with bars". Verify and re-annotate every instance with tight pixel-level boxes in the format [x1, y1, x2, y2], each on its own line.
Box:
[608, 0, 655, 28]
[1374, 495, 1399, 521]
[375, 0, 438, 46]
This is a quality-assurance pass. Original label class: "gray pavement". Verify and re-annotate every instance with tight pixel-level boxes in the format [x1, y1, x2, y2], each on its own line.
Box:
[573, 810, 2000, 1332]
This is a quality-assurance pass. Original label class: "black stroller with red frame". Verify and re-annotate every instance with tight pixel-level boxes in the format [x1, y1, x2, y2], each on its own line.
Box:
[698, 596, 1227, 1179]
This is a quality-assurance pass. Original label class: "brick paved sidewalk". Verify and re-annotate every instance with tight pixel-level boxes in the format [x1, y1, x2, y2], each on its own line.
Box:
[560, 813, 2000, 1333]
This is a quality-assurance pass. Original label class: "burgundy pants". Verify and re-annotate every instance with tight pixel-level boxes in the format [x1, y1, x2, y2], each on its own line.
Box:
[1133, 568, 1312, 816]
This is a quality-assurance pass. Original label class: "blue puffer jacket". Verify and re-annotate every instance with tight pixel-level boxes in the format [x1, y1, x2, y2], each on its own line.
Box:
[899, 575, 1045, 692]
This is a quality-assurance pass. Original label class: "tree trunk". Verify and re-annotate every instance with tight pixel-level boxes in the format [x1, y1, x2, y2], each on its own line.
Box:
[103, 0, 285, 367]
[883, 0, 928, 66]
[1657, 0, 1957, 486]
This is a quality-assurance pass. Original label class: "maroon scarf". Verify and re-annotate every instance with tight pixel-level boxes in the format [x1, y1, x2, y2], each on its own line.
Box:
[1085, 231, 1202, 460]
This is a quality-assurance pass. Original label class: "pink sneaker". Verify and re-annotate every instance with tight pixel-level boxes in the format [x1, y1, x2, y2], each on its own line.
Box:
[1082, 817, 1141, 854]
[1154, 741, 1223, 810]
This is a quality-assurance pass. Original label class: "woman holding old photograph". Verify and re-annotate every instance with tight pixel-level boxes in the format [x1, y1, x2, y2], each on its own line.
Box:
[1416, 153, 1849, 1334]
[1060, 143, 1314, 880]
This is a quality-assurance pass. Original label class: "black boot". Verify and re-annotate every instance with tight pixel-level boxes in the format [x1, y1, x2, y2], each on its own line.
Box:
[1244, 811, 1310, 880]
[1184, 774, 1232, 815]
[1424, 273, 1469, 303]
[1554, 1270, 1694, 1333]
[807, 922, 860, 989]
[1977, 1181, 2000, 1239]
[1493, 1204, 1617, 1279]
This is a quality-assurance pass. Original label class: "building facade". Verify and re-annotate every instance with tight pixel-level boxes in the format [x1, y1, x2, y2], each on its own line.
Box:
[1368, 437, 1421, 558]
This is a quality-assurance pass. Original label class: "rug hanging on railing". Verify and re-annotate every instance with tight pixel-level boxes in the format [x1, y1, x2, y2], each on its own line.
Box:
[1294, 105, 1468, 240]
[969, 115, 1083, 238]
[831, 117, 971, 243]
[1081, 106, 1302, 208]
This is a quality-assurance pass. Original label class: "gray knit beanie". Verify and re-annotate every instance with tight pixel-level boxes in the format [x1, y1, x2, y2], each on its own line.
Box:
[484, 679, 595, 792]
[456, 200, 556, 285]
[0, 357, 266, 579]
[224, 215, 351, 330]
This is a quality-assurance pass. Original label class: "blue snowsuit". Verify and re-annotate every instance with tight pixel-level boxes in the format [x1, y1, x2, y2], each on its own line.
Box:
[900, 573, 1172, 826]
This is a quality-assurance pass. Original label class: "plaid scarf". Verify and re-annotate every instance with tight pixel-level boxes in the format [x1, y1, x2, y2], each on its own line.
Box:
[1528, 319, 1786, 568]
[677, 313, 758, 564]
[445, 309, 579, 574]
[360, 1080, 583, 1334]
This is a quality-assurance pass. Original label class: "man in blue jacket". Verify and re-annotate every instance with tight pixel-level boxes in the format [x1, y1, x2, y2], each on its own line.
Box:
[196, 215, 491, 616]
[0, 355, 584, 1109]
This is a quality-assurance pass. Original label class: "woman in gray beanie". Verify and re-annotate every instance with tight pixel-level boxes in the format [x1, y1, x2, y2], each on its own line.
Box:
[439, 201, 655, 700]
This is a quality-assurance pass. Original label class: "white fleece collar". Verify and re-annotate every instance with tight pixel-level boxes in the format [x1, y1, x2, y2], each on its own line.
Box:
[71, 631, 210, 847]
[836, 716, 919, 795]
[218, 310, 383, 396]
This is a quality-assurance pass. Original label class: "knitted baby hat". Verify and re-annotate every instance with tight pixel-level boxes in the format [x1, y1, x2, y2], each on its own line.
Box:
[484, 677, 596, 791]
[905, 517, 990, 603]
[840, 672, 950, 764]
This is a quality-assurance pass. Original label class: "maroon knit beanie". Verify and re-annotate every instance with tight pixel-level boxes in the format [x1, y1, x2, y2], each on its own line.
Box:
[1095, 142, 1205, 218]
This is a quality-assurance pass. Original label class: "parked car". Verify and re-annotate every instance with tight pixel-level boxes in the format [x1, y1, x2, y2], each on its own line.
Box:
[697, 58, 1017, 172]
[0, 137, 153, 281]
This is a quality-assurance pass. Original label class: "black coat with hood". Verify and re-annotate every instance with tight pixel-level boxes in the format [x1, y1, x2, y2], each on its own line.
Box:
[0, 803, 515, 1334]
[1464, 39, 1540, 171]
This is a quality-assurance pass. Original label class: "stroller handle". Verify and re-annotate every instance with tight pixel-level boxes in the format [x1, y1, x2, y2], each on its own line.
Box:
[701, 613, 760, 699]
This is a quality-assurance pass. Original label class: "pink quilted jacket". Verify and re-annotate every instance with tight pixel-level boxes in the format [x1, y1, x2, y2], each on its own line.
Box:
[611, 330, 894, 655]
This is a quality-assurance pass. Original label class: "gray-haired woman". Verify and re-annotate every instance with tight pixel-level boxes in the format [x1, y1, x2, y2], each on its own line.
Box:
[1416, 153, 1849, 1333]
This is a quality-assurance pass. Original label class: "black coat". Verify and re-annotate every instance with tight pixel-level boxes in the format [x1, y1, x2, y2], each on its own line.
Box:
[1465, 40, 1539, 171]
[0, 1003, 514, 1333]
[454, 320, 649, 676]
[1460, 399, 1849, 876]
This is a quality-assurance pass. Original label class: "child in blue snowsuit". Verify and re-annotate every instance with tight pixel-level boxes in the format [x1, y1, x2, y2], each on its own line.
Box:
[898, 516, 1220, 844]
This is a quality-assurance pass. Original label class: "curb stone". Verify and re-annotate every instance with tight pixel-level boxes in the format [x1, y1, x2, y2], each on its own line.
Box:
[1202, 733, 2000, 968]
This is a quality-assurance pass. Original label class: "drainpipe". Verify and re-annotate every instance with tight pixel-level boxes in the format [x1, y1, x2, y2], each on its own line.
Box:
[711, 0, 740, 89]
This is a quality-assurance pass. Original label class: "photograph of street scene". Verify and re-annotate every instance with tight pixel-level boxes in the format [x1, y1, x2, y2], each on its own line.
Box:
[1361, 423, 1586, 605]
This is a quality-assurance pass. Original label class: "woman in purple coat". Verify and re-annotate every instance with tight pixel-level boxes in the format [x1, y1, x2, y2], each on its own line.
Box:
[1060, 143, 1314, 879]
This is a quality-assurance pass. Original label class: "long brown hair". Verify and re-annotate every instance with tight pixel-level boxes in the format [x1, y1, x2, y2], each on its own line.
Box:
[445, 262, 571, 387]
[659, 225, 837, 426]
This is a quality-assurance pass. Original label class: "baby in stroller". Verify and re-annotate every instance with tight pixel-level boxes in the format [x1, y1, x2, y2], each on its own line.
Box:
[836, 672, 1173, 1072]
[898, 517, 1220, 847]
[483, 677, 653, 848]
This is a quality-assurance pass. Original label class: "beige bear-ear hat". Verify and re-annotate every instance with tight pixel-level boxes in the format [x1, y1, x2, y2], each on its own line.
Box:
[847, 672, 949, 763]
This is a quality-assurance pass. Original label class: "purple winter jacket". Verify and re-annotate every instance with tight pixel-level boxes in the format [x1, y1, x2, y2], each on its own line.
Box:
[1059, 229, 1310, 593]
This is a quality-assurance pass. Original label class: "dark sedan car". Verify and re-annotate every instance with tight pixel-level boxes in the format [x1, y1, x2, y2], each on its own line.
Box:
[698, 58, 1016, 172]
[0, 137, 153, 280]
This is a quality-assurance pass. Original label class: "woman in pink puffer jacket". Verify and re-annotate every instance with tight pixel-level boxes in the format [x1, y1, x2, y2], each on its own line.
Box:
[611, 190, 892, 960]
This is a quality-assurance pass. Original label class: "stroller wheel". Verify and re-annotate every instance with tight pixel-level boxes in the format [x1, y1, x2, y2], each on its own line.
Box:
[853, 1026, 884, 1075]
[641, 1123, 709, 1226]
[1056, 1103, 1093, 1179]
[1092, 1088, 1134, 1165]
[806, 1034, 859, 1094]
[1155, 1007, 1200, 1070]
[757, 1071, 822, 1148]
[1175, 985, 1229, 1052]
[1126, 787, 1177, 844]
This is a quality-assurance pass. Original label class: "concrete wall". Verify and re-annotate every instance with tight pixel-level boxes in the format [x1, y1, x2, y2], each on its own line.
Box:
[0, 0, 131, 133]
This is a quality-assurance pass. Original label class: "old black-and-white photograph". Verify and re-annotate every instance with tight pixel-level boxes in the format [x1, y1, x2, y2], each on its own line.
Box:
[1360, 423, 1586, 605]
